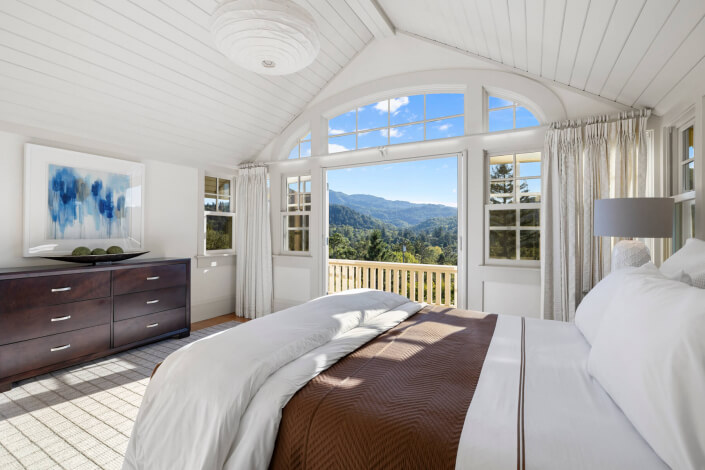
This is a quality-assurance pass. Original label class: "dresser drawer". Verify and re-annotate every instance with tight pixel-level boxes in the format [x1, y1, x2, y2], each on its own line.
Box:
[0, 272, 111, 312]
[0, 298, 111, 346]
[113, 308, 186, 348]
[113, 264, 187, 295]
[0, 324, 110, 379]
[114, 286, 186, 322]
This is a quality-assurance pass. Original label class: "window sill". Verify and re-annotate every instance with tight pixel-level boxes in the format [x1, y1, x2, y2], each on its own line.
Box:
[195, 253, 236, 268]
[275, 252, 313, 258]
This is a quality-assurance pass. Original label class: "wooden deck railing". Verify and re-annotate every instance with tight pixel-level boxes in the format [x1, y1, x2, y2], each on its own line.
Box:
[328, 259, 457, 307]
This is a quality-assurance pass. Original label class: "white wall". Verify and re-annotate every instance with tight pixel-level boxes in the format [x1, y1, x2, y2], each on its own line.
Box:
[0, 130, 235, 323]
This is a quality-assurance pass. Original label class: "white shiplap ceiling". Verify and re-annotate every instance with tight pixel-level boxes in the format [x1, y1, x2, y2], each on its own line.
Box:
[0, 0, 373, 167]
[0, 0, 702, 167]
[379, 0, 705, 116]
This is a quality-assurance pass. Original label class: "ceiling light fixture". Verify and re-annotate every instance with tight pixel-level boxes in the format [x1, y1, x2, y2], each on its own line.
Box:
[211, 0, 320, 76]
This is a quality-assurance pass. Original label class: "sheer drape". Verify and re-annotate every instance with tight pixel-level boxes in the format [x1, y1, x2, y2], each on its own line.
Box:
[541, 110, 651, 322]
[236, 165, 272, 319]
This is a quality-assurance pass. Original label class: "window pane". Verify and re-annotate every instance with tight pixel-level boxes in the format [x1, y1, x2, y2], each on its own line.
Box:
[390, 95, 423, 125]
[358, 129, 388, 149]
[426, 116, 464, 140]
[206, 215, 232, 251]
[488, 96, 513, 109]
[204, 196, 216, 211]
[490, 180, 514, 195]
[328, 110, 355, 135]
[389, 123, 424, 144]
[489, 230, 516, 259]
[302, 132, 311, 141]
[302, 193, 311, 211]
[518, 178, 541, 194]
[218, 178, 230, 197]
[488, 108, 514, 132]
[287, 229, 309, 252]
[520, 209, 540, 227]
[288, 215, 309, 228]
[520, 230, 540, 260]
[300, 140, 311, 158]
[358, 101, 388, 131]
[683, 126, 694, 161]
[217, 198, 230, 212]
[517, 152, 541, 177]
[684, 161, 695, 191]
[489, 209, 516, 227]
[287, 177, 299, 193]
[516, 107, 540, 128]
[205, 176, 217, 194]
[329, 134, 356, 153]
[288, 145, 299, 159]
[490, 155, 514, 179]
[426, 93, 464, 120]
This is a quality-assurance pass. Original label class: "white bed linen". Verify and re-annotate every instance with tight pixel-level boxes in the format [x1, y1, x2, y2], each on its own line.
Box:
[123, 289, 421, 470]
[458, 316, 667, 470]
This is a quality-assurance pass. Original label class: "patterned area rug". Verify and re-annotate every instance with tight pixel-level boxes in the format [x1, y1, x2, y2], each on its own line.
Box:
[0, 321, 240, 469]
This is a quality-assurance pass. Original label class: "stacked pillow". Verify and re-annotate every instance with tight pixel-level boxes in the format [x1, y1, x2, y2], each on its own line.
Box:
[575, 239, 705, 470]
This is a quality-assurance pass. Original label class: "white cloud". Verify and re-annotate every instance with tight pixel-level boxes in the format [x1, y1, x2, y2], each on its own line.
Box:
[437, 123, 451, 131]
[389, 128, 403, 138]
[328, 143, 350, 153]
[389, 97, 410, 114]
[373, 100, 388, 113]
[328, 127, 345, 135]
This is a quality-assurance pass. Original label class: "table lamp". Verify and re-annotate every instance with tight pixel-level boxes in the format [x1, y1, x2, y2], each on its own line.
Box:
[594, 198, 674, 270]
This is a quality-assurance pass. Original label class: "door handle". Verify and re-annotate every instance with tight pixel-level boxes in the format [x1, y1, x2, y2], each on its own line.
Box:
[146, 323, 159, 328]
[146, 276, 160, 281]
[50, 344, 71, 352]
[51, 287, 72, 293]
[50, 315, 72, 322]
[146, 300, 160, 305]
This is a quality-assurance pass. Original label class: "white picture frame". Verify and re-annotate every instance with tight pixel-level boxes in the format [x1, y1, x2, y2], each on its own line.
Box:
[24, 144, 145, 257]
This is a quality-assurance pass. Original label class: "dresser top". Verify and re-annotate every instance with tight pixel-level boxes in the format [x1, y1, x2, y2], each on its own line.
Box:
[0, 257, 190, 278]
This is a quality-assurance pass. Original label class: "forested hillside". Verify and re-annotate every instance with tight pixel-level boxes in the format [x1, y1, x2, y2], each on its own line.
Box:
[329, 192, 458, 266]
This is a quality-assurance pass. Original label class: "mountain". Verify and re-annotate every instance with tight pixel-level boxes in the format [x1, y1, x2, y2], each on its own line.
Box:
[329, 204, 393, 230]
[409, 216, 458, 234]
[329, 190, 457, 227]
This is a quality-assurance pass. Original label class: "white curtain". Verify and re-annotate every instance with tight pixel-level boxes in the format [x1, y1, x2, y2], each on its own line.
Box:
[541, 110, 651, 322]
[235, 165, 272, 319]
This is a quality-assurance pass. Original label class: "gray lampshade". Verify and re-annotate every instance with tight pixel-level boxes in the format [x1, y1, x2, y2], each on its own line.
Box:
[594, 198, 674, 238]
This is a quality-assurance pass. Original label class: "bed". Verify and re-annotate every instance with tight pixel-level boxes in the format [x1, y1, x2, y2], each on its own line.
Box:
[122, 289, 668, 470]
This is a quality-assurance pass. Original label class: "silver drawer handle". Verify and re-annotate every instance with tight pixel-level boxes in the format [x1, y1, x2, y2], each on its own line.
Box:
[51, 287, 72, 293]
[50, 344, 71, 352]
[146, 276, 160, 281]
[146, 323, 159, 328]
[146, 299, 160, 305]
[51, 315, 72, 322]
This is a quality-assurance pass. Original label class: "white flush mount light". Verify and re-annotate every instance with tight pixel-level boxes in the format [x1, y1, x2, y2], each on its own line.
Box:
[211, 0, 320, 76]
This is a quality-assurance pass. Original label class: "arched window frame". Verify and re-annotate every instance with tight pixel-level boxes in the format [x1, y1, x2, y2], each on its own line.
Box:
[287, 132, 312, 159]
[484, 90, 541, 133]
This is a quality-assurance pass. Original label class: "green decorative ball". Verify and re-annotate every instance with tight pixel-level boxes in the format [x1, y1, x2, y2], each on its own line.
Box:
[107, 246, 124, 254]
[72, 246, 91, 256]
[91, 248, 107, 256]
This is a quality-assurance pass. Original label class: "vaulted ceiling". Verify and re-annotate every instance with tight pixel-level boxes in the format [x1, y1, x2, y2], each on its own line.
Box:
[0, 0, 703, 168]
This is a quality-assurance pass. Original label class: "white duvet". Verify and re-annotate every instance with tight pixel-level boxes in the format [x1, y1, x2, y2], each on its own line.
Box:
[124, 290, 667, 470]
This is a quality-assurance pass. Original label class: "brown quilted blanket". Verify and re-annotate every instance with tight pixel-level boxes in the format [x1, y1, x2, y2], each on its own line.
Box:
[270, 305, 498, 470]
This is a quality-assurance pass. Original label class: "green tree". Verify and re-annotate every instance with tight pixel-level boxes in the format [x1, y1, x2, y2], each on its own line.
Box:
[366, 230, 390, 261]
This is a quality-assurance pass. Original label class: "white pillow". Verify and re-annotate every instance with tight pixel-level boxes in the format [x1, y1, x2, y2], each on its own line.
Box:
[587, 273, 705, 470]
[660, 237, 705, 278]
[574, 262, 662, 345]
[687, 270, 705, 289]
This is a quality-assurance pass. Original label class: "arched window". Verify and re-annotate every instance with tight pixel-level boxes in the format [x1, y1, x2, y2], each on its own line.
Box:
[487, 96, 540, 132]
[288, 132, 311, 159]
[327, 93, 464, 154]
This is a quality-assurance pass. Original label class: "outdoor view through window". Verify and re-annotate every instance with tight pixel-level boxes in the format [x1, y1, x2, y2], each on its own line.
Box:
[327, 157, 458, 305]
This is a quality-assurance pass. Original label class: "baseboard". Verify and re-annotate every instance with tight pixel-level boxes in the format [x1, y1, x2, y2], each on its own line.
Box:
[273, 297, 305, 312]
[191, 296, 237, 323]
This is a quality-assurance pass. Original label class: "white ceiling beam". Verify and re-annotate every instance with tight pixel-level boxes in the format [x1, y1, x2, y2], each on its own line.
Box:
[344, 0, 395, 39]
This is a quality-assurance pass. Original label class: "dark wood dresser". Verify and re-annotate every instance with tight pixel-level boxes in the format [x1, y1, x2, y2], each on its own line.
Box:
[0, 258, 190, 392]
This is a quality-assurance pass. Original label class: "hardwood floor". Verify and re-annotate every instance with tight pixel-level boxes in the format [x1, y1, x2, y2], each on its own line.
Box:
[191, 313, 248, 331]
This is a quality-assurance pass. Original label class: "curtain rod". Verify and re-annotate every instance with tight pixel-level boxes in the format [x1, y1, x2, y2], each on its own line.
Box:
[238, 162, 270, 169]
[550, 108, 652, 130]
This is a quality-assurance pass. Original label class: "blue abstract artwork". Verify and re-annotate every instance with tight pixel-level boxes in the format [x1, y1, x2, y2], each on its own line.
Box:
[47, 165, 130, 240]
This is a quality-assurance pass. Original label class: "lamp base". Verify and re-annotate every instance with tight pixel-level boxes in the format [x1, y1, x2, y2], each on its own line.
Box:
[611, 240, 651, 271]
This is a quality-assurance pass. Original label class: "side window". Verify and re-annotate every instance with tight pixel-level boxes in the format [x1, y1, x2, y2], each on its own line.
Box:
[204, 175, 235, 253]
[673, 124, 695, 251]
[283, 175, 311, 253]
[487, 95, 540, 132]
[485, 152, 541, 264]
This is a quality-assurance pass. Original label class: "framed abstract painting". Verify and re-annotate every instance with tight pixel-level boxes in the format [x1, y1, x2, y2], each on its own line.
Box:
[24, 144, 145, 256]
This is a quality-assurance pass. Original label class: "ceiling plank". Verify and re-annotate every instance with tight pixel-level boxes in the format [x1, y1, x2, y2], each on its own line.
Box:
[540, 0, 566, 80]
[568, 0, 616, 90]
[525, 0, 544, 76]
[344, 0, 395, 39]
[553, 0, 590, 85]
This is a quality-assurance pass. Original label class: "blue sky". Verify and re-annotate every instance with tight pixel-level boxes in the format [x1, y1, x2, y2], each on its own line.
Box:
[328, 156, 458, 207]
